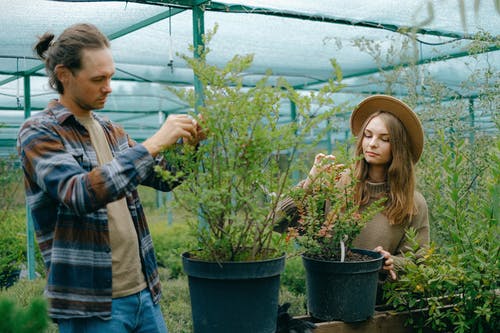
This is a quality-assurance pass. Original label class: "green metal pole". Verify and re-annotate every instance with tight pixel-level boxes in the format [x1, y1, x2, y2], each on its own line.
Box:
[156, 190, 163, 208]
[25, 204, 35, 280]
[156, 111, 165, 209]
[24, 74, 36, 280]
[326, 119, 332, 154]
[290, 101, 300, 183]
[23, 75, 31, 119]
[192, 4, 205, 111]
[290, 101, 297, 123]
[166, 191, 173, 226]
[468, 98, 475, 144]
[192, 5, 207, 229]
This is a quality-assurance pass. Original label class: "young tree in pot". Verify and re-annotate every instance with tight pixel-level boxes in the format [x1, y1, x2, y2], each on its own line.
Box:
[284, 154, 385, 322]
[155, 27, 343, 333]
[287, 155, 385, 260]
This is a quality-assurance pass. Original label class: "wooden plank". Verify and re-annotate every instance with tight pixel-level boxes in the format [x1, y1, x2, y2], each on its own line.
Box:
[295, 310, 435, 333]
[313, 312, 412, 333]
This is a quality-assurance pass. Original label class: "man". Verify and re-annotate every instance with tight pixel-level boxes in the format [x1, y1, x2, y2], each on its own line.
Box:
[17, 23, 201, 332]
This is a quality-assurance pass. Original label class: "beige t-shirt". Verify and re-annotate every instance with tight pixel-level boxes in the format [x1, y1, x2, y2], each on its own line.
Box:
[77, 114, 146, 298]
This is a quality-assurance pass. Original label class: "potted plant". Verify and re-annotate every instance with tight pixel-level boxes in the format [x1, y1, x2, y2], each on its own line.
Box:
[155, 26, 343, 333]
[286, 155, 385, 322]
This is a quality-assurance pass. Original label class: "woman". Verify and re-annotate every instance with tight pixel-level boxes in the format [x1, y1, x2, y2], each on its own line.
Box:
[277, 94, 429, 285]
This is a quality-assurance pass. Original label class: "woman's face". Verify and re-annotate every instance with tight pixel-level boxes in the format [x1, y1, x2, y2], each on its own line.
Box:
[361, 115, 392, 166]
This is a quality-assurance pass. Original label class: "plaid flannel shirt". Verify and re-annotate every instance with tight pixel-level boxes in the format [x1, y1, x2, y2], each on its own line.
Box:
[17, 100, 180, 319]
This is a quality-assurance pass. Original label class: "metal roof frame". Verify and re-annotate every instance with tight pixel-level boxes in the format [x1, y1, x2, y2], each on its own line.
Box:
[0, 0, 498, 150]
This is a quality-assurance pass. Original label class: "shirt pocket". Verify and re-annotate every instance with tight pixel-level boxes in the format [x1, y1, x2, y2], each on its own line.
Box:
[68, 147, 94, 172]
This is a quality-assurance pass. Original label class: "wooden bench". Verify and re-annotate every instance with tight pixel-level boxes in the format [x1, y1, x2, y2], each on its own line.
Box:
[296, 308, 436, 333]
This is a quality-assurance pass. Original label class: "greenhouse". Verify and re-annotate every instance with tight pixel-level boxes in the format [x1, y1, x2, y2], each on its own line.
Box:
[0, 1, 498, 332]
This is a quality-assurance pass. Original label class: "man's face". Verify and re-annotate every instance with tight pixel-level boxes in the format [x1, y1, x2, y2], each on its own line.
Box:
[65, 48, 115, 113]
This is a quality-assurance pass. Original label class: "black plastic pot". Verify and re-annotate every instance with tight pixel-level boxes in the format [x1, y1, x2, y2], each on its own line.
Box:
[182, 252, 286, 333]
[302, 248, 383, 322]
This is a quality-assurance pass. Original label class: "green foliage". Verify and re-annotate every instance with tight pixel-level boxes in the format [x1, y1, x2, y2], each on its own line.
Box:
[0, 155, 23, 218]
[0, 210, 25, 288]
[279, 287, 307, 316]
[349, 26, 499, 332]
[156, 25, 345, 262]
[280, 255, 306, 295]
[0, 278, 45, 306]
[420, 132, 494, 246]
[0, 279, 55, 333]
[0, 296, 50, 333]
[159, 271, 193, 333]
[0, 208, 45, 288]
[385, 238, 499, 332]
[287, 157, 385, 260]
[0, 155, 44, 288]
[0, 156, 25, 280]
[384, 136, 500, 332]
[150, 222, 197, 279]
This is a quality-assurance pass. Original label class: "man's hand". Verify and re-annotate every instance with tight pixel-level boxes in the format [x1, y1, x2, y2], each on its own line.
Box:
[183, 114, 207, 146]
[143, 114, 198, 157]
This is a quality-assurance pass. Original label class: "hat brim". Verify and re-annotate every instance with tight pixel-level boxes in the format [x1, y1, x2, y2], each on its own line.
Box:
[350, 95, 423, 163]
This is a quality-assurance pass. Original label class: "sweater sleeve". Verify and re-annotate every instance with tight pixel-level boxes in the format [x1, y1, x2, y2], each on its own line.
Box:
[272, 180, 309, 233]
[273, 196, 300, 233]
[393, 191, 430, 270]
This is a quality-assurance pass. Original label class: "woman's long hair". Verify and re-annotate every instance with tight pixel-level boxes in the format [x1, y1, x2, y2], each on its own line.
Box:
[353, 111, 417, 225]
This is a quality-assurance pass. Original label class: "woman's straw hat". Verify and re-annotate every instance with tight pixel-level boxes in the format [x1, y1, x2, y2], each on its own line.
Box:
[350, 95, 424, 163]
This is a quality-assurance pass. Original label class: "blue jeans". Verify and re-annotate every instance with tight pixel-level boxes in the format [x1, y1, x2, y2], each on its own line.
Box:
[58, 288, 169, 333]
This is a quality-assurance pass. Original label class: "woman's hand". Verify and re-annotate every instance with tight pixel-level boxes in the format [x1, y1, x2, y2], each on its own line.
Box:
[374, 246, 397, 280]
[303, 153, 338, 188]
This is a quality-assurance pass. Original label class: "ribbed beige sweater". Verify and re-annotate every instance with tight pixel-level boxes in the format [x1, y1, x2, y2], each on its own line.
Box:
[352, 182, 429, 270]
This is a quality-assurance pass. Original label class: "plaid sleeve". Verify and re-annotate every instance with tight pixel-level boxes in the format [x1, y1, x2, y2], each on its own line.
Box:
[18, 118, 154, 215]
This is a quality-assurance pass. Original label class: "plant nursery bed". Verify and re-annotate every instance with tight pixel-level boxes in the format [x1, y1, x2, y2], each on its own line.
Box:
[296, 308, 436, 333]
